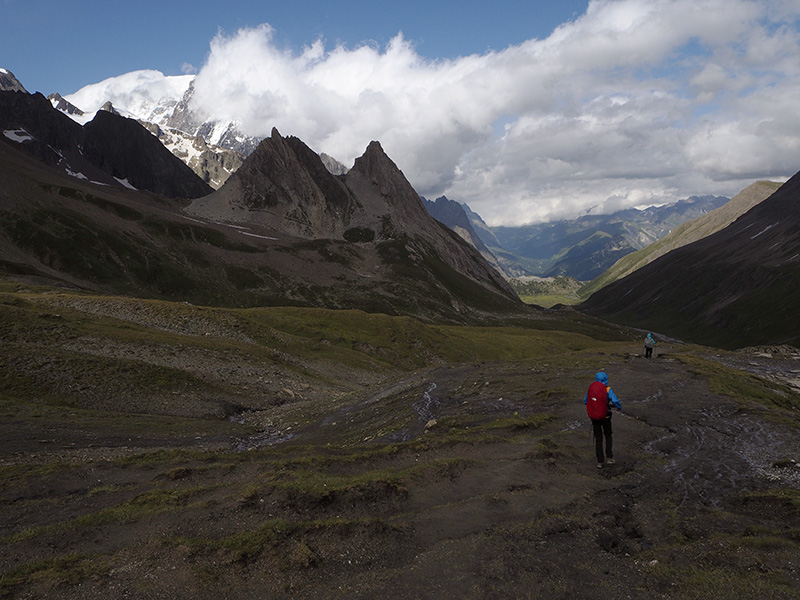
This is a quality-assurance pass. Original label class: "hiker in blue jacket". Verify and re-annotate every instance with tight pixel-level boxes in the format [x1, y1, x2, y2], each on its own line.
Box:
[583, 371, 622, 468]
[644, 333, 656, 358]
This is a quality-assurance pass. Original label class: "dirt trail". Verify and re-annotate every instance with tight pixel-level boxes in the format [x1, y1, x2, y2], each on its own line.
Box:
[3, 350, 800, 599]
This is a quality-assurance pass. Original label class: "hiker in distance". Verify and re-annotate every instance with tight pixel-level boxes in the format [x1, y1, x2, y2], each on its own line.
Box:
[584, 371, 622, 469]
[644, 332, 656, 358]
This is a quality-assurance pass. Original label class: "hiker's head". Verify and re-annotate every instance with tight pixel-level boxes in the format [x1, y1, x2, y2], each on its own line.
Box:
[595, 371, 608, 384]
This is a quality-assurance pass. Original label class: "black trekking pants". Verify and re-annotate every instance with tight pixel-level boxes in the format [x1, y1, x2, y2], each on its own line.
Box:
[592, 417, 613, 464]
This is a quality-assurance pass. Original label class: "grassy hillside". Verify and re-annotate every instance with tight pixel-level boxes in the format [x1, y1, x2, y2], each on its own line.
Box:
[509, 275, 582, 307]
[3, 281, 800, 599]
[0, 281, 628, 434]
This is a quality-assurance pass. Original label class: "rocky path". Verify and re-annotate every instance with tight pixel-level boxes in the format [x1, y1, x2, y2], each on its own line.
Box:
[3, 348, 800, 599]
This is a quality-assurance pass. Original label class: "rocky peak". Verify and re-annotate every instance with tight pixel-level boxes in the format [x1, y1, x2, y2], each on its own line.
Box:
[165, 80, 262, 157]
[0, 68, 27, 93]
[185, 129, 517, 304]
[186, 128, 358, 238]
[345, 140, 433, 235]
[320, 152, 349, 175]
[99, 101, 120, 115]
[351, 141, 397, 188]
[48, 93, 84, 116]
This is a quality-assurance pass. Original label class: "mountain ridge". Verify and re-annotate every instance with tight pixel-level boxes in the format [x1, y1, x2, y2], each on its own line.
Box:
[186, 129, 517, 302]
[1, 97, 521, 323]
[579, 170, 800, 348]
[485, 195, 729, 280]
[579, 180, 782, 299]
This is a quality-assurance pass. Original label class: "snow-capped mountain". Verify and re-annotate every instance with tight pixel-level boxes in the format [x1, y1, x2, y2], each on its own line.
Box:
[52, 70, 249, 188]
[64, 70, 193, 127]
[163, 80, 261, 157]
[138, 118, 244, 190]
[1, 88, 213, 198]
[62, 71, 260, 155]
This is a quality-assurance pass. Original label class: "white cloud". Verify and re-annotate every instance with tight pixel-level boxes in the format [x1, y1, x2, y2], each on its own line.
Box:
[66, 70, 194, 122]
[80, 0, 800, 225]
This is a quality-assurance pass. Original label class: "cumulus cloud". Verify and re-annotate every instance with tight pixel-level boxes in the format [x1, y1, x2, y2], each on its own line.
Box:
[118, 0, 800, 224]
[67, 70, 194, 120]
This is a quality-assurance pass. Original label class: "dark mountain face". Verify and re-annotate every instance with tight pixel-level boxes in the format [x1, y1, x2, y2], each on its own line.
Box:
[422, 196, 510, 277]
[0, 90, 212, 199]
[0, 91, 85, 167]
[423, 196, 487, 250]
[1, 119, 521, 322]
[82, 110, 213, 199]
[580, 172, 800, 349]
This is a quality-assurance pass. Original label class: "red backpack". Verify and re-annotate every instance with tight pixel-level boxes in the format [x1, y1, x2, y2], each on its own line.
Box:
[586, 381, 609, 420]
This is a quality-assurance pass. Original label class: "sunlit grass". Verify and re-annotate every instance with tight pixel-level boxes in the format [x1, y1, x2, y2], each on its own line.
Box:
[677, 354, 800, 412]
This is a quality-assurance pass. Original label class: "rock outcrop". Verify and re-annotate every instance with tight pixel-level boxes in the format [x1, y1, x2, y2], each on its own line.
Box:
[187, 128, 517, 303]
[0, 68, 27, 93]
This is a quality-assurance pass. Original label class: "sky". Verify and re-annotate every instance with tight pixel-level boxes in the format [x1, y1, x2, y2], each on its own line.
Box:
[3, 0, 800, 226]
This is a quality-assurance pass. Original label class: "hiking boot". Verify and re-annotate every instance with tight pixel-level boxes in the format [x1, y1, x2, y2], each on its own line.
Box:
[597, 463, 604, 469]
[607, 458, 616, 465]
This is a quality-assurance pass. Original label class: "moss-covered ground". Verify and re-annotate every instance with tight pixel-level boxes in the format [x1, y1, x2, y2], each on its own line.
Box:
[2, 283, 799, 599]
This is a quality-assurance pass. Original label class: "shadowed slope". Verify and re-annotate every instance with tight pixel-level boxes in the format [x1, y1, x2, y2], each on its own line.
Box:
[1, 126, 520, 322]
[580, 180, 782, 299]
[579, 170, 800, 349]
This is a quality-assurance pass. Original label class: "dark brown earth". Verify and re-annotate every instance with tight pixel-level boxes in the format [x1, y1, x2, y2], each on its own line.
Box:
[2, 341, 800, 600]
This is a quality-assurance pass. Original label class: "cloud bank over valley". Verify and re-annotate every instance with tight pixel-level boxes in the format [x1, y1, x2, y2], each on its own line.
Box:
[66, 0, 800, 226]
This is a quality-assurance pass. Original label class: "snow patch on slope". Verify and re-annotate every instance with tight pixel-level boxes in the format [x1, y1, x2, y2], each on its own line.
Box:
[4, 129, 34, 142]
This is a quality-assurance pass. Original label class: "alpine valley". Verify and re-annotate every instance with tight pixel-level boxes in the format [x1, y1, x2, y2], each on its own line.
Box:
[0, 79, 520, 322]
[2, 68, 800, 600]
[24, 69, 758, 285]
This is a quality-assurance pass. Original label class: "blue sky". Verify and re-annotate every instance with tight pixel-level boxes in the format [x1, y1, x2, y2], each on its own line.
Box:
[3, 0, 589, 96]
[3, 0, 800, 225]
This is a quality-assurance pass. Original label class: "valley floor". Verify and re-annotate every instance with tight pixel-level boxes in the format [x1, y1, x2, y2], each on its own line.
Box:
[3, 340, 800, 599]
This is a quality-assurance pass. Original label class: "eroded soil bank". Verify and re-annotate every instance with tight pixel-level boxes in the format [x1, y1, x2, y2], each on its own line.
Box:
[2, 343, 800, 599]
